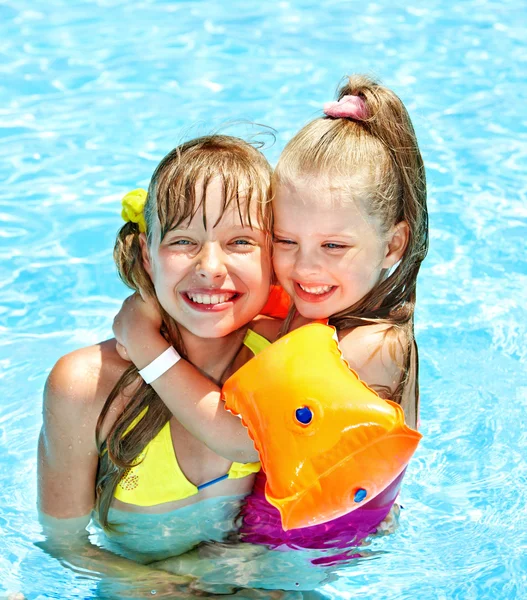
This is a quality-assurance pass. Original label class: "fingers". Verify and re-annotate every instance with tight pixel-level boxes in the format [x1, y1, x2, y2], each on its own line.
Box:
[112, 313, 123, 342]
[115, 342, 131, 362]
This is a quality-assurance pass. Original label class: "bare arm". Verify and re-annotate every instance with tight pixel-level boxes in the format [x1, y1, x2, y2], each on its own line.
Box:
[337, 324, 418, 429]
[37, 514, 194, 596]
[38, 349, 103, 519]
[113, 294, 262, 463]
[37, 346, 191, 592]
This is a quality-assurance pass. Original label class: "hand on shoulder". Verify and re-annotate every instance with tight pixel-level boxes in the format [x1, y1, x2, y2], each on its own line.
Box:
[113, 293, 163, 363]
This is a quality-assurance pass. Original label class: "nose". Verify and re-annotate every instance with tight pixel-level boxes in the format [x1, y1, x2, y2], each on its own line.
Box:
[291, 246, 320, 279]
[195, 242, 228, 282]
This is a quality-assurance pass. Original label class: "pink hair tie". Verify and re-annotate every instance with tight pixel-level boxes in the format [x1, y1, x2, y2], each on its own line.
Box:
[323, 94, 368, 120]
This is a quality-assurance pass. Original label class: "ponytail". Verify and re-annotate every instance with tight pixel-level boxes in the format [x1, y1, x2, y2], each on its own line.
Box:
[113, 221, 155, 298]
[275, 74, 428, 409]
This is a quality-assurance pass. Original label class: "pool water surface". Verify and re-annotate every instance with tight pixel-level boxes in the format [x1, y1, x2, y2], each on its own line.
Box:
[1, 1, 526, 598]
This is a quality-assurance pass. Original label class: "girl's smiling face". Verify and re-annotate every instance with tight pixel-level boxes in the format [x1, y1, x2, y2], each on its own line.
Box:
[272, 175, 408, 320]
[142, 177, 272, 339]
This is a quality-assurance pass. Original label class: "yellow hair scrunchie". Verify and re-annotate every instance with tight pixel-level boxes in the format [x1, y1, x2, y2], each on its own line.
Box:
[121, 188, 147, 233]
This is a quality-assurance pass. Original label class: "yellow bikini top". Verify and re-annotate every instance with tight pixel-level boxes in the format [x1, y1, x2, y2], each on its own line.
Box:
[114, 329, 268, 507]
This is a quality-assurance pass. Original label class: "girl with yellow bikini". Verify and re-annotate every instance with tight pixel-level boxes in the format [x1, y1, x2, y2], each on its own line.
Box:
[37, 136, 278, 577]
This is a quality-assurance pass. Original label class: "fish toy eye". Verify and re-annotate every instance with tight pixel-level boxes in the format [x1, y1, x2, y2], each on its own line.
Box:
[295, 406, 313, 425]
[353, 488, 367, 503]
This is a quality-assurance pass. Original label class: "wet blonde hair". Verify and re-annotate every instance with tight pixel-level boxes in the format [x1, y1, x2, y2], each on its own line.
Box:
[95, 135, 272, 530]
[276, 75, 428, 413]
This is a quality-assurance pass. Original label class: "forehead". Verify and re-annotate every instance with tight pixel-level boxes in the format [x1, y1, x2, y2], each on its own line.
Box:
[274, 176, 370, 222]
[177, 176, 262, 232]
[274, 173, 371, 208]
[273, 177, 380, 235]
[207, 177, 264, 227]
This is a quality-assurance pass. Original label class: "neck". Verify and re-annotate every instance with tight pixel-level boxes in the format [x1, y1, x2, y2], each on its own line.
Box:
[290, 311, 316, 331]
[176, 326, 248, 384]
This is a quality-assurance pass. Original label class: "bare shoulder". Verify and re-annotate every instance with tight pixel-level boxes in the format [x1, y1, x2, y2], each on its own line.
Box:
[46, 340, 126, 405]
[249, 315, 283, 343]
[38, 340, 135, 518]
[337, 324, 408, 398]
[43, 339, 134, 432]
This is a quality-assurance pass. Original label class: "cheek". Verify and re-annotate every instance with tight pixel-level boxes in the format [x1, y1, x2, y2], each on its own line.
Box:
[151, 257, 192, 297]
[235, 251, 272, 289]
[271, 256, 294, 292]
[271, 249, 291, 275]
[259, 248, 273, 277]
[346, 262, 383, 294]
[256, 260, 273, 295]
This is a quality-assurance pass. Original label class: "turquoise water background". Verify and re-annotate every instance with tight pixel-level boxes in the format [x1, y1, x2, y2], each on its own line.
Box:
[1, 0, 526, 598]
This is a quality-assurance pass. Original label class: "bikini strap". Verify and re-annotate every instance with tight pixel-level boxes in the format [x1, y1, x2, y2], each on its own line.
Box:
[243, 329, 271, 356]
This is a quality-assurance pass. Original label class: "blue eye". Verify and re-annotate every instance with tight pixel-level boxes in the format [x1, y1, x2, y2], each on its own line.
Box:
[273, 237, 296, 245]
[233, 239, 252, 245]
[295, 406, 313, 425]
[172, 239, 193, 245]
[324, 243, 346, 249]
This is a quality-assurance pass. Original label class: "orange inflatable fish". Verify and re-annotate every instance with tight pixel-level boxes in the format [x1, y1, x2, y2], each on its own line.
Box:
[260, 284, 291, 319]
[222, 323, 422, 530]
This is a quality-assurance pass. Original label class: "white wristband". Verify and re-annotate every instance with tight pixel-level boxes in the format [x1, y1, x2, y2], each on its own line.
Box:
[138, 346, 181, 384]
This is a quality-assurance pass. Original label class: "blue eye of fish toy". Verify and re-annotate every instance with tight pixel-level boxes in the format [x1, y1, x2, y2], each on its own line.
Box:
[354, 488, 367, 503]
[295, 406, 313, 425]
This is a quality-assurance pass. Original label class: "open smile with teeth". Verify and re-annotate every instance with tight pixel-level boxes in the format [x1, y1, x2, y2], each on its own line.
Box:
[185, 292, 238, 305]
[298, 284, 334, 295]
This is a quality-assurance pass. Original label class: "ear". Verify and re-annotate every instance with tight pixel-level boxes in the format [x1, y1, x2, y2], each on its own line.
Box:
[139, 233, 154, 280]
[382, 221, 409, 269]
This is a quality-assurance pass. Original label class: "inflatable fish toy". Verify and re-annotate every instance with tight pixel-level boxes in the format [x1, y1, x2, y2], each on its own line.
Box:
[222, 323, 422, 530]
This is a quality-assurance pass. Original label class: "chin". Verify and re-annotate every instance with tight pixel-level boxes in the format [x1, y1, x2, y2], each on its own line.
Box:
[187, 319, 242, 340]
[294, 304, 332, 321]
[188, 326, 231, 340]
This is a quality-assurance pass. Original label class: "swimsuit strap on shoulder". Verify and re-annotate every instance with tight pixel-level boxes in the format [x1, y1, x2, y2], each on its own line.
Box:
[243, 329, 271, 356]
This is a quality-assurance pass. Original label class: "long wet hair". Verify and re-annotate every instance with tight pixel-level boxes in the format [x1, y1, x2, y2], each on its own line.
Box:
[95, 135, 272, 530]
[275, 75, 428, 418]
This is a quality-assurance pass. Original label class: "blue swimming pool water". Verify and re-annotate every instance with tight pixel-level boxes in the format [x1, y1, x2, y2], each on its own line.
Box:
[1, 0, 526, 598]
